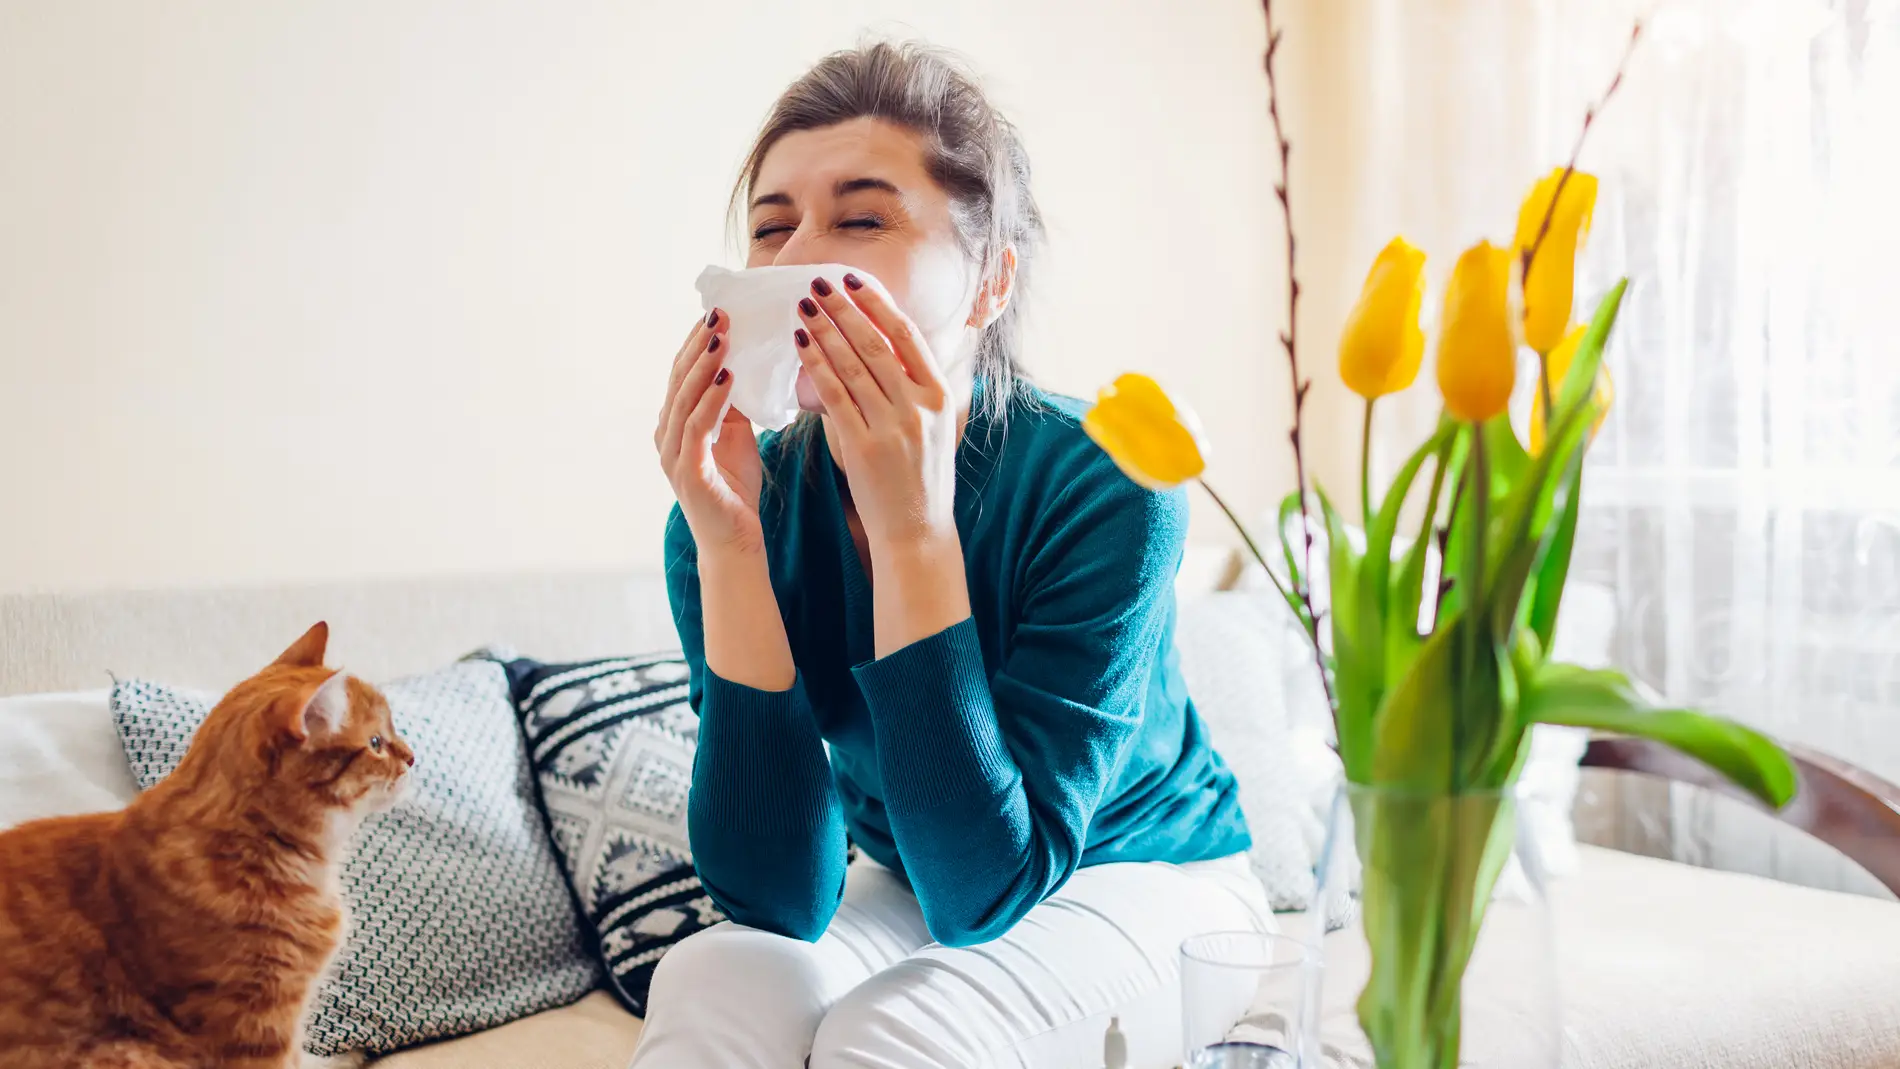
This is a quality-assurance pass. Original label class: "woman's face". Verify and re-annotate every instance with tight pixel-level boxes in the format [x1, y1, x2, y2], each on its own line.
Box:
[745, 117, 983, 407]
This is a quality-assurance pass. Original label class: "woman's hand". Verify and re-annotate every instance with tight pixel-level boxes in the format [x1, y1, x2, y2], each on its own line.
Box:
[798, 274, 972, 657]
[656, 310, 764, 555]
[796, 275, 960, 552]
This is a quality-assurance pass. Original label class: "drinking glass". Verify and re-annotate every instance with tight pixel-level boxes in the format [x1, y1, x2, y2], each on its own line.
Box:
[1180, 930, 1313, 1068]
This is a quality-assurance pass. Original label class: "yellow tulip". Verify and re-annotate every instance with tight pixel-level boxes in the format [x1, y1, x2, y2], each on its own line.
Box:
[1436, 241, 1517, 423]
[1082, 373, 1209, 490]
[1513, 167, 1598, 354]
[1338, 237, 1428, 400]
[1529, 325, 1615, 452]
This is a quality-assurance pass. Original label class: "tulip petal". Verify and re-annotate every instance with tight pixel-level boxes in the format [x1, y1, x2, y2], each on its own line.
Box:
[1514, 168, 1599, 355]
[1339, 237, 1428, 400]
[1436, 242, 1517, 423]
[1082, 373, 1209, 490]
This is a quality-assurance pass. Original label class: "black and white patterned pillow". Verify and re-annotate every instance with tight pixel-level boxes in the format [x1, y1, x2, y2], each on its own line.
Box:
[110, 659, 600, 1057]
[497, 654, 723, 1018]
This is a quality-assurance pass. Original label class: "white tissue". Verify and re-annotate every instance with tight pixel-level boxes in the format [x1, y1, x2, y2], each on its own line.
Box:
[695, 263, 879, 430]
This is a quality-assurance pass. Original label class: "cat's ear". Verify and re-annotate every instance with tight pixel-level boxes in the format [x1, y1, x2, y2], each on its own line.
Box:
[276, 622, 330, 669]
[291, 670, 353, 741]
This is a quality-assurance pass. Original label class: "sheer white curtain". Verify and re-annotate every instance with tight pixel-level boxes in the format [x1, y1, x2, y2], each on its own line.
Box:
[1318, 0, 1900, 895]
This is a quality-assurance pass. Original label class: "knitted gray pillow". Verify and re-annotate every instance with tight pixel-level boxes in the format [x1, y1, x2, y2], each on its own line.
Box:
[110, 658, 600, 1057]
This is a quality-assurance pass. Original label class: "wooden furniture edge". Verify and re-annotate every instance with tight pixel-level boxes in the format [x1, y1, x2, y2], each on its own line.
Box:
[1582, 736, 1900, 895]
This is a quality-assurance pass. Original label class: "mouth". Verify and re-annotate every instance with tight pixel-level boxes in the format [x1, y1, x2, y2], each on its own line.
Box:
[365, 773, 413, 813]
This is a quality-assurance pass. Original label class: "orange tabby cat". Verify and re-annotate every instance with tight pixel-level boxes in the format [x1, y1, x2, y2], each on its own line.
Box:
[0, 622, 414, 1069]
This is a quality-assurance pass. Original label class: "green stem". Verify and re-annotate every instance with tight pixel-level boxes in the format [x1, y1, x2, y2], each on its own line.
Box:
[1457, 429, 1489, 792]
[1199, 477, 1337, 713]
[1361, 398, 1376, 523]
[1436, 454, 1472, 620]
[1411, 437, 1454, 634]
[1198, 478, 1291, 604]
[1464, 431, 1489, 616]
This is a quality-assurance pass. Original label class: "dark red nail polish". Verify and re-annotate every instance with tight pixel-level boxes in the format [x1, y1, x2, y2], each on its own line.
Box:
[794, 328, 811, 348]
[811, 277, 833, 297]
[843, 273, 863, 291]
[707, 335, 721, 352]
[705, 309, 719, 328]
[713, 368, 730, 386]
[799, 297, 818, 317]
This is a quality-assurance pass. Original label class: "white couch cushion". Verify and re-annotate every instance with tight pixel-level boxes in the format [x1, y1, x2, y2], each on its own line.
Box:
[369, 847, 1900, 1069]
[372, 990, 642, 1069]
[0, 688, 138, 829]
[1304, 845, 1900, 1068]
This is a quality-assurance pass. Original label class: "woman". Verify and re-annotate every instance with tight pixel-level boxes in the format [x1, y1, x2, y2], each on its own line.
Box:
[641, 41, 1267, 1069]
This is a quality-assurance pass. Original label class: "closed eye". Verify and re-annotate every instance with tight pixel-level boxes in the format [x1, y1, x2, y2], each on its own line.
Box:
[751, 223, 794, 241]
[838, 215, 884, 231]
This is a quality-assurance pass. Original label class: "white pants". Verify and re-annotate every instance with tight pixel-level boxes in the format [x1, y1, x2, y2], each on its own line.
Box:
[629, 853, 1272, 1069]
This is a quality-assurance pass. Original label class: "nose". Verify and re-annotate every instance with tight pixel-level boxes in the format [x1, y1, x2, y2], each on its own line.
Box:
[773, 227, 822, 268]
[402, 749, 416, 769]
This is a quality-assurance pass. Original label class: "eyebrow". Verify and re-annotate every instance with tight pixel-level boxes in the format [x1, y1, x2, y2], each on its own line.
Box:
[835, 177, 900, 197]
[749, 176, 902, 211]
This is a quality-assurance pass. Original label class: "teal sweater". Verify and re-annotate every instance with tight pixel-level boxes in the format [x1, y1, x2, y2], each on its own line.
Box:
[663, 388, 1250, 947]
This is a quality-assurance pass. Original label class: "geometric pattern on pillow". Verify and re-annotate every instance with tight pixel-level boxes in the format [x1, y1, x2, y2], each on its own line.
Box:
[499, 654, 724, 1018]
[110, 659, 601, 1056]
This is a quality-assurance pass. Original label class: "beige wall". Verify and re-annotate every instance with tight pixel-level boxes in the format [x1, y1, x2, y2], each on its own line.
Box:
[0, 1, 1331, 593]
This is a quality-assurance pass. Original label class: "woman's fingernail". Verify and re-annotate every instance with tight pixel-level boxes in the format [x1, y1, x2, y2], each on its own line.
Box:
[843, 273, 863, 291]
[811, 277, 833, 297]
[713, 368, 730, 386]
[705, 309, 719, 328]
[708, 335, 722, 352]
[794, 328, 811, 349]
[799, 297, 818, 317]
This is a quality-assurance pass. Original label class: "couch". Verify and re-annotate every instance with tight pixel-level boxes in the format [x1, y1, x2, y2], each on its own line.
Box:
[4, 570, 1898, 1068]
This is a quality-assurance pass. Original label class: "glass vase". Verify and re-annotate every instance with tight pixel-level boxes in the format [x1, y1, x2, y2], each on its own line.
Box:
[1284, 783, 1560, 1069]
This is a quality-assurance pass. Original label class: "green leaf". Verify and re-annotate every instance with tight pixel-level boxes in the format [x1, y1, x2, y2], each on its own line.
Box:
[1555, 280, 1628, 416]
[1455, 435, 1492, 773]
[1367, 425, 1458, 602]
[1372, 618, 1460, 790]
[1320, 489, 1377, 781]
[1469, 640, 1523, 786]
[1319, 488, 1361, 641]
[1480, 416, 1529, 500]
[1362, 423, 1458, 704]
[1526, 453, 1585, 651]
[1437, 433, 1481, 627]
[1480, 280, 1626, 632]
[1511, 287, 1627, 651]
[1524, 663, 1798, 808]
[1276, 490, 1308, 596]
[1392, 428, 1459, 680]
[1265, 490, 1322, 635]
[1482, 392, 1593, 636]
[1489, 541, 1541, 642]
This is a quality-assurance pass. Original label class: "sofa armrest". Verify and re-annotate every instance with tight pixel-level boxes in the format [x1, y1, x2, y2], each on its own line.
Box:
[1582, 736, 1900, 895]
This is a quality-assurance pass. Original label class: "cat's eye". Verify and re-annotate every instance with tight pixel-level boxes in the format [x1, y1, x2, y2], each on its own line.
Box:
[368, 735, 385, 754]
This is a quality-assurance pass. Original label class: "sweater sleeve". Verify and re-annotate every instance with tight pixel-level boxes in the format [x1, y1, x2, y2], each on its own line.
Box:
[664, 507, 848, 942]
[850, 470, 1187, 947]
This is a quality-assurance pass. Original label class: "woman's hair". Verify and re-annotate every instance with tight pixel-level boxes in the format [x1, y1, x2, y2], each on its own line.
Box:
[731, 40, 1044, 437]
